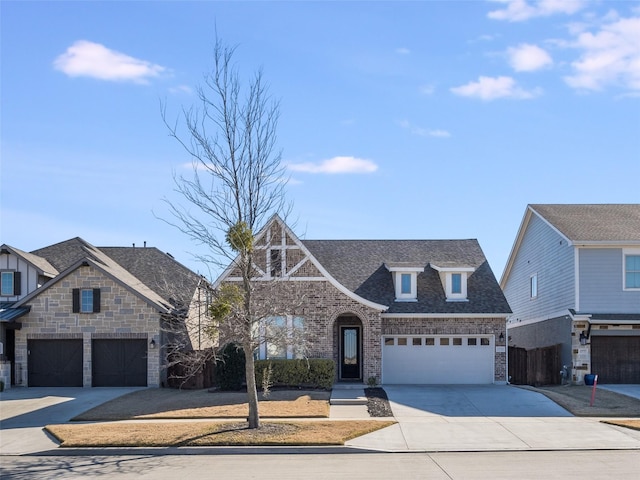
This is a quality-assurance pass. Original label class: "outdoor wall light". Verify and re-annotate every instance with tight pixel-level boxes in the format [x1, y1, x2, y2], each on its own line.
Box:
[150, 338, 156, 349]
[579, 331, 588, 346]
[499, 332, 504, 343]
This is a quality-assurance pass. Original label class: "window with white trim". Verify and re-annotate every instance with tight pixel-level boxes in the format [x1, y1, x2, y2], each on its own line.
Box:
[386, 265, 423, 302]
[624, 252, 640, 290]
[431, 264, 474, 301]
[530, 274, 538, 298]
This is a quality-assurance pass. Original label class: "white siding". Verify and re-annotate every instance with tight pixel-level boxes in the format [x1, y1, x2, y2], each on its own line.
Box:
[503, 214, 575, 322]
[579, 248, 640, 313]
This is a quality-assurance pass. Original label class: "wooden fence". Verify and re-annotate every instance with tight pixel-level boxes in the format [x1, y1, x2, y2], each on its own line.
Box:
[508, 344, 562, 386]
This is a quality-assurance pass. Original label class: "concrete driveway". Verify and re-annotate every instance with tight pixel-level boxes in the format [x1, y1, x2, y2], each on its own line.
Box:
[346, 385, 640, 452]
[0, 387, 143, 455]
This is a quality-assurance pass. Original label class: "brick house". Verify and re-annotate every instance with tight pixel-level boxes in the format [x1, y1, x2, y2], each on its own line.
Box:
[0, 238, 208, 388]
[214, 215, 511, 384]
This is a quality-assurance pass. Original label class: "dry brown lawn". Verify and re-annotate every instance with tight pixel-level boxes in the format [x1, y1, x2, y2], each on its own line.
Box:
[603, 419, 640, 431]
[526, 385, 640, 417]
[73, 388, 330, 421]
[46, 420, 395, 447]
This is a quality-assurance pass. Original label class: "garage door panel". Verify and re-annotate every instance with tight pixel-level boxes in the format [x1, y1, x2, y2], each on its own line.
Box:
[28, 340, 83, 387]
[591, 336, 640, 384]
[92, 339, 147, 387]
[383, 336, 494, 384]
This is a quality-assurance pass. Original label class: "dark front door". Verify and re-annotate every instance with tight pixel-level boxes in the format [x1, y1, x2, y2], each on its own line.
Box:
[92, 339, 148, 387]
[340, 326, 361, 380]
[28, 339, 83, 387]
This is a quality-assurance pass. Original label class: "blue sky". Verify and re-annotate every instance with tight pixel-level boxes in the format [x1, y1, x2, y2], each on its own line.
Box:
[2, 0, 639, 280]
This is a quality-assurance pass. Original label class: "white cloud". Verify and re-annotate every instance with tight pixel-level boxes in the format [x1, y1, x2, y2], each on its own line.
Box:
[508, 43, 553, 71]
[488, 0, 586, 22]
[399, 120, 451, 138]
[54, 40, 166, 83]
[451, 76, 542, 100]
[287, 156, 378, 174]
[564, 16, 640, 92]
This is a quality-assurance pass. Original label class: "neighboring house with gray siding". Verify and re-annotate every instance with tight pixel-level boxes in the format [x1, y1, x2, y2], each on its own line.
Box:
[215, 215, 511, 385]
[0, 238, 209, 388]
[501, 204, 640, 384]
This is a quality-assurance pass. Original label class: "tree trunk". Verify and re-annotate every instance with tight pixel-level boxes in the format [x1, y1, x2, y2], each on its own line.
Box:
[244, 345, 260, 429]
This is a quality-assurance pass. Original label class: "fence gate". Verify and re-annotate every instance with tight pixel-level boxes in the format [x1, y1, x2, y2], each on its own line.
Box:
[509, 344, 561, 386]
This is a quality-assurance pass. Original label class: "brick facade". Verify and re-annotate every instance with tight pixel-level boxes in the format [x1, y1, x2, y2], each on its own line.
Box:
[228, 279, 508, 383]
[14, 265, 161, 387]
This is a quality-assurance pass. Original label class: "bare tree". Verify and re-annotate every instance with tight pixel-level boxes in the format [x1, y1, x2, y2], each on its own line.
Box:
[161, 38, 291, 429]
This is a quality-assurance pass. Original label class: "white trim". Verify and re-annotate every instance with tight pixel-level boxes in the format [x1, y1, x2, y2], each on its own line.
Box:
[622, 248, 640, 291]
[212, 214, 388, 312]
[589, 319, 640, 325]
[386, 265, 423, 302]
[530, 273, 538, 299]
[506, 309, 573, 328]
[431, 265, 475, 273]
[383, 313, 509, 319]
[574, 248, 580, 312]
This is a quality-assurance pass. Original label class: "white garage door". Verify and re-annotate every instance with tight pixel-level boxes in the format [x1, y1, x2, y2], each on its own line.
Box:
[382, 335, 495, 384]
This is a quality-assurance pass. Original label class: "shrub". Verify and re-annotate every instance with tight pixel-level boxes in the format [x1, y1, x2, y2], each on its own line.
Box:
[215, 343, 246, 390]
[254, 359, 335, 390]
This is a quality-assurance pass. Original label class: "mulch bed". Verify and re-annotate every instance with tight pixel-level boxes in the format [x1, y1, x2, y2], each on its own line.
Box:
[365, 387, 394, 417]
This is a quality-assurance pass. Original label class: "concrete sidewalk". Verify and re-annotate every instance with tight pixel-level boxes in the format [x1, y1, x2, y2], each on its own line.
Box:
[3, 385, 640, 455]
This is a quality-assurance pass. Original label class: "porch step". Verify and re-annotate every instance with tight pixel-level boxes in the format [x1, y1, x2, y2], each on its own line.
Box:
[330, 386, 368, 406]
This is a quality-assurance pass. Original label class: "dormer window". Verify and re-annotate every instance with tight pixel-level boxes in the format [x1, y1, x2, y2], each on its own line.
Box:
[386, 264, 424, 302]
[431, 264, 475, 302]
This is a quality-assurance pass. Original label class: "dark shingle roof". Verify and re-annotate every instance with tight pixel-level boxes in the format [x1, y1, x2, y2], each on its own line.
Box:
[32, 239, 201, 307]
[100, 247, 200, 306]
[302, 239, 511, 315]
[530, 204, 640, 243]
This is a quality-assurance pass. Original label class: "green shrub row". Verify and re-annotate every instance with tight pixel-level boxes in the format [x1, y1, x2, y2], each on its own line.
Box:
[255, 359, 335, 390]
[215, 343, 246, 391]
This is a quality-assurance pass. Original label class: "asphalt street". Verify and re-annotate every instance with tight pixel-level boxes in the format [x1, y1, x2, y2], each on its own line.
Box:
[2, 450, 640, 479]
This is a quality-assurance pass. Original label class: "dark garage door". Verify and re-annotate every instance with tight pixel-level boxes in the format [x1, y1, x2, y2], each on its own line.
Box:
[591, 336, 640, 384]
[92, 339, 148, 387]
[28, 339, 83, 387]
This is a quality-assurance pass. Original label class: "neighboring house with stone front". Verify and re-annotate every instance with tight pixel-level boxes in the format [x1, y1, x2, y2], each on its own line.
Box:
[0, 238, 208, 388]
[501, 204, 640, 384]
[214, 215, 511, 385]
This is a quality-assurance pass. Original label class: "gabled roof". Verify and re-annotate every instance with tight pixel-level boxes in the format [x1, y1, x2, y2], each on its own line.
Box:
[31, 238, 202, 308]
[303, 239, 511, 315]
[530, 204, 640, 243]
[214, 215, 510, 315]
[501, 204, 640, 287]
[0, 244, 58, 277]
[16, 240, 172, 312]
[100, 247, 201, 307]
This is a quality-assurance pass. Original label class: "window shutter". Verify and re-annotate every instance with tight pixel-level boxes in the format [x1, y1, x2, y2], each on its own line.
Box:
[72, 288, 80, 313]
[13, 272, 21, 296]
[93, 288, 101, 313]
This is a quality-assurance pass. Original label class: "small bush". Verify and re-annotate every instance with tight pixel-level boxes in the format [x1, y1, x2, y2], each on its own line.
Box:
[215, 343, 246, 390]
[254, 359, 335, 390]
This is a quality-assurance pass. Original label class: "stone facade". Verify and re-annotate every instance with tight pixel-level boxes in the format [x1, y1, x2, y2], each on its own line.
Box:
[14, 265, 161, 387]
